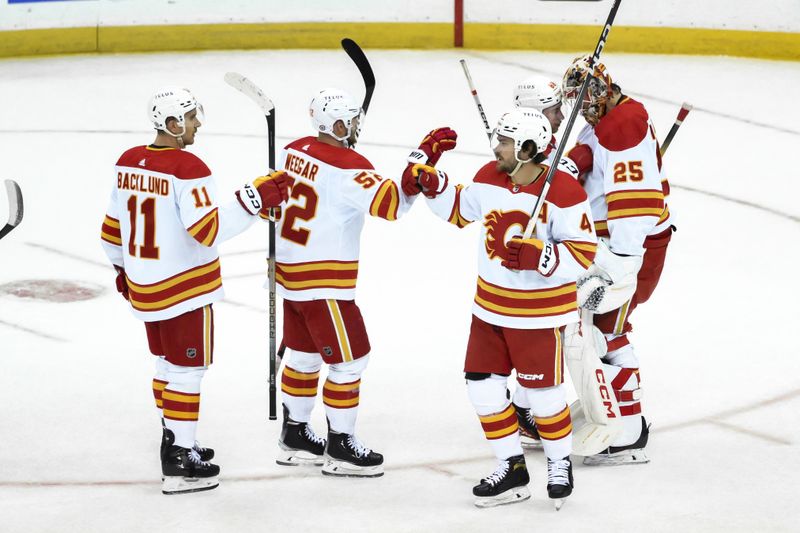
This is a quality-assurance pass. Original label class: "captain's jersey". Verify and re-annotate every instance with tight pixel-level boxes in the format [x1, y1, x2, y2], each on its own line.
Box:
[275, 137, 414, 302]
[575, 97, 672, 256]
[425, 162, 597, 329]
[100, 146, 254, 321]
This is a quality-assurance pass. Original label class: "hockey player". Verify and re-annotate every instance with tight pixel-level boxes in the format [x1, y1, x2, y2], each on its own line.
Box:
[275, 87, 457, 477]
[412, 108, 597, 508]
[100, 86, 289, 494]
[561, 55, 674, 465]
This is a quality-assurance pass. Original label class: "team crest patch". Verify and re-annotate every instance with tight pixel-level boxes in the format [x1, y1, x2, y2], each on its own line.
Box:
[186, 348, 197, 359]
[323, 346, 333, 357]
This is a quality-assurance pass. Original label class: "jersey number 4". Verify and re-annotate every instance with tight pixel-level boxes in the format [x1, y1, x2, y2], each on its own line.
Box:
[281, 182, 318, 245]
[127, 195, 159, 259]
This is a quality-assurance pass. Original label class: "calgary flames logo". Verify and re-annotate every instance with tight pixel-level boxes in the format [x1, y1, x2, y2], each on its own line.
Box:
[483, 209, 531, 261]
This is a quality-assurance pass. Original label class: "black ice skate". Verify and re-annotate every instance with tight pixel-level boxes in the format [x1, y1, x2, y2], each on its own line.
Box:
[583, 417, 650, 466]
[513, 403, 542, 449]
[277, 405, 326, 466]
[161, 445, 220, 495]
[472, 454, 531, 508]
[322, 430, 384, 478]
[547, 456, 574, 510]
[161, 425, 214, 462]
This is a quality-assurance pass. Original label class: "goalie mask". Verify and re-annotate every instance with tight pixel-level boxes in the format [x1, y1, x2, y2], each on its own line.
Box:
[309, 88, 364, 146]
[562, 54, 614, 125]
[148, 86, 204, 137]
[490, 108, 552, 176]
[513, 75, 562, 112]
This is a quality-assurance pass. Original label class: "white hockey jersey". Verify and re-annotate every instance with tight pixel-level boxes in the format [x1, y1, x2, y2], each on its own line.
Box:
[100, 145, 254, 321]
[275, 136, 415, 302]
[425, 161, 597, 329]
[574, 97, 672, 256]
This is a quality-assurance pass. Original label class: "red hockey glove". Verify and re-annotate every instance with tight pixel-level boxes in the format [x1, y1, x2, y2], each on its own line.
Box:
[401, 164, 422, 196]
[113, 265, 129, 301]
[566, 143, 593, 180]
[410, 127, 458, 167]
[237, 170, 290, 215]
[411, 164, 448, 199]
[502, 236, 559, 276]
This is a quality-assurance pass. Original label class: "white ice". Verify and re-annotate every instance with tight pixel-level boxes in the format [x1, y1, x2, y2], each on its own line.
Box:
[0, 48, 799, 533]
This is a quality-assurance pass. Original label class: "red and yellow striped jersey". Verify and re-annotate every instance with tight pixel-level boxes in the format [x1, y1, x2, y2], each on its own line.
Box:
[100, 145, 254, 321]
[275, 137, 414, 301]
[576, 97, 673, 255]
[425, 162, 597, 329]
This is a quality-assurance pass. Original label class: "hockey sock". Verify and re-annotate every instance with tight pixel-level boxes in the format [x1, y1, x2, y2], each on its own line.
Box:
[162, 363, 205, 449]
[152, 356, 169, 417]
[281, 350, 323, 423]
[468, 375, 523, 461]
[512, 386, 530, 409]
[526, 385, 572, 460]
[324, 356, 368, 435]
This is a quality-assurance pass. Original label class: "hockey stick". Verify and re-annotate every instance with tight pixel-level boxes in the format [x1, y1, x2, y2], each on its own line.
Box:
[223, 72, 279, 421]
[341, 38, 376, 114]
[522, 0, 622, 239]
[660, 102, 692, 156]
[0, 180, 23, 240]
[459, 59, 492, 140]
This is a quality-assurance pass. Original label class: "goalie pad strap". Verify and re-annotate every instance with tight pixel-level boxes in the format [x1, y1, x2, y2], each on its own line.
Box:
[619, 403, 642, 416]
[610, 368, 638, 391]
[605, 335, 630, 353]
[615, 389, 639, 402]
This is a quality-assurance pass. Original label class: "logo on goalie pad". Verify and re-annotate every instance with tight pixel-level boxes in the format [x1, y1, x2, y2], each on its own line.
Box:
[518, 372, 545, 381]
[594, 369, 616, 418]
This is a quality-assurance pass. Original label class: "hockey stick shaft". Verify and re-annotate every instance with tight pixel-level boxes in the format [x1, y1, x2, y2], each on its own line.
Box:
[660, 102, 692, 156]
[267, 110, 278, 421]
[459, 59, 492, 140]
[523, 0, 622, 239]
[341, 38, 376, 114]
[0, 179, 23, 240]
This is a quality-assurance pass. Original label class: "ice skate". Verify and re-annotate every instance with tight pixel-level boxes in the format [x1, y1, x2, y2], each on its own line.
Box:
[583, 417, 650, 466]
[472, 454, 531, 508]
[322, 430, 383, 477]
[547, 456, 573, 510]
[277, 405, 326, 466]
[513, 403, 543, 450]
[161, 445, 220, 495]
[161, 425, 214, 462]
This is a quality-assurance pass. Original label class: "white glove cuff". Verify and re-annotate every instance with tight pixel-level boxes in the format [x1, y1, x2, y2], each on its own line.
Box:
[236, 182, 262, 216]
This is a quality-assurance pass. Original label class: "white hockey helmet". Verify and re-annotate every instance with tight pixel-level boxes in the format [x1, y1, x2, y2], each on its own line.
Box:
[309, 87, 363, 143]
[147, 86, 202, 135]
[491, 108, 552, 163]
[513, 75, 562, 111]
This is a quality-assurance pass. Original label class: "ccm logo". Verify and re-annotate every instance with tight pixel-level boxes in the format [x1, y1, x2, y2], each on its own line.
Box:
[595, 369, 617, 418]
[518, 373, 545, 381]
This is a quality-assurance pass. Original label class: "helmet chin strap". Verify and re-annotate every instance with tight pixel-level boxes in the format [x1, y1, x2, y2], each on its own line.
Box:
[509, 153, 533, 177]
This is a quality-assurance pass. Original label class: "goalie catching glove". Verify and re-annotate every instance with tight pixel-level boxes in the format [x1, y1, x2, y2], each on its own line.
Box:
[577, 240, 642, 313]
[502, 236, 558, 276]
[236, 170, 290, 216]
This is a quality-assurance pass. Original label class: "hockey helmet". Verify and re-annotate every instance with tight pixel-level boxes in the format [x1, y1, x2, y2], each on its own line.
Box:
[148, 86, 203, 135]
[562, 53, 614, 124]
[491, 108, 552, 163]
[309, 87, 363, 143]
[513, 75, 562, 111]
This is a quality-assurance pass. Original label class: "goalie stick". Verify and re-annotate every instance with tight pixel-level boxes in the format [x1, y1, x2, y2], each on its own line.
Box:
[223, 72, 279, 421]
[0, 180, 23, 240]
[341, 38, 376, 115]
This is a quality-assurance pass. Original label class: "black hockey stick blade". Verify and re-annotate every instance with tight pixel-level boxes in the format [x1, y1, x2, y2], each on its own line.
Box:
[0, 179, 23, 240]
[341, 38, 376, 114]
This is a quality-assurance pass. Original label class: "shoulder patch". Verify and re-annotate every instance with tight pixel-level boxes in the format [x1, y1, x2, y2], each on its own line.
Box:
[595, 98, 649, 152]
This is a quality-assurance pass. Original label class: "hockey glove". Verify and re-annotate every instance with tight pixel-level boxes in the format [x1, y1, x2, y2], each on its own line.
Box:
[407, 127, 458, 168]
[577, 240, 642, 313]
[114, 265, 129, 301]
[411, 164, 448, 199]
[237, 170, 290, 216]
[502, 236, 558, 276]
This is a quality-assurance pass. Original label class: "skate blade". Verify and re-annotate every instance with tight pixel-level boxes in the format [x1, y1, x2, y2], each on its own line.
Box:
[554, 498, 566, 511]
[520, 436, 543, 450]
[162, 475, 219, 495]
[583, 448, 649, 467]
[321, 458, 384, 478]
[474, 486, 531, 508]
[276, 447, 324, 467]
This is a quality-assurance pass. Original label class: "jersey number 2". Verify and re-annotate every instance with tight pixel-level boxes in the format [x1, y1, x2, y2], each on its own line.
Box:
[281, 182, 318, 245]
[127, 195, 159, 259]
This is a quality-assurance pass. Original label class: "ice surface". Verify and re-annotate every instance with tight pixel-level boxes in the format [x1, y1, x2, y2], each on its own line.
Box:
[0, 49, 799, 532]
